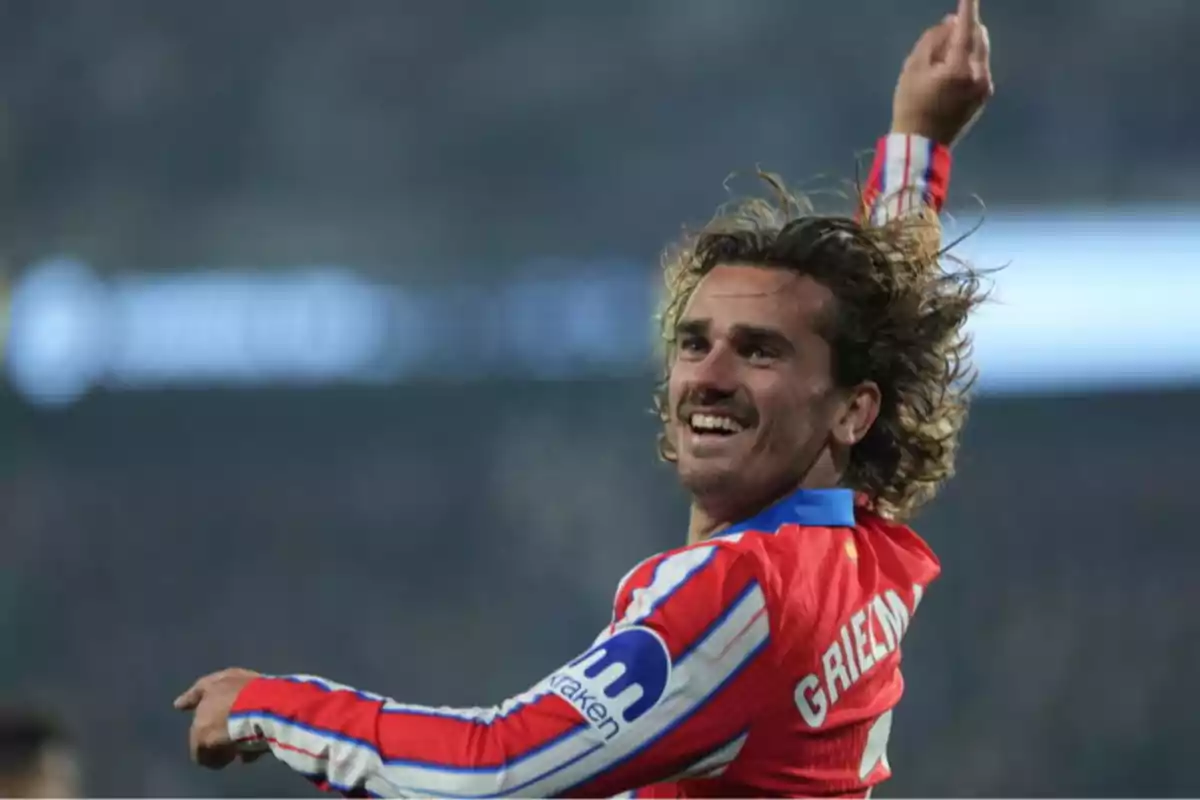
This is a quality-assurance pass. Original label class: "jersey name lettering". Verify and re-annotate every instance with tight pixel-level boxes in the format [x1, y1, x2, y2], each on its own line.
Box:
[793, 587, 920, 728]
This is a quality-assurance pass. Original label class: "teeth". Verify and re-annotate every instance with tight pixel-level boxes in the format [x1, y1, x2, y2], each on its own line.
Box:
[689, 413, 745, 434]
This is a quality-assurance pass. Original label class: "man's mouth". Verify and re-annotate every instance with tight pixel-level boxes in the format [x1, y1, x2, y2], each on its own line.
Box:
[686, 412, 750, 439]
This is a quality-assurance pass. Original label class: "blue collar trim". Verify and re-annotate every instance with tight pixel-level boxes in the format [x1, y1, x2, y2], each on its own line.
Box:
[715, 487, 857, 537]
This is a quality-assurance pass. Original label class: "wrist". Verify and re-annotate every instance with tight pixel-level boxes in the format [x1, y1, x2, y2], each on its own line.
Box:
[863, 134, 953, 219]
[226, 676, 275, 747]
[890, 124, 950, 146]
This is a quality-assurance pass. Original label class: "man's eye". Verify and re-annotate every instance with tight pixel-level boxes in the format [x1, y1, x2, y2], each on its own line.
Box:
[679, 336, 707, 354]
[743, 345, 776, 363]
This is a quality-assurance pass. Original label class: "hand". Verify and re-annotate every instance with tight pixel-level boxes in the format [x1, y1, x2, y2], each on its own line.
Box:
[174, 667, 264, 769]
[891, 0, 993, 146]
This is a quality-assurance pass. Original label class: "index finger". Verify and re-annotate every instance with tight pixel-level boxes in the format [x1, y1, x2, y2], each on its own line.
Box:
[956, 0, 980, 30]
[947, 0, 980, 57]
[174, 678, 208, 711]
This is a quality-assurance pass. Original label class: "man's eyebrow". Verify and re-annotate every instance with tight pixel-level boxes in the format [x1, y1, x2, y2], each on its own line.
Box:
[731, 324, 795, 353]
[675, 319, 794, 353]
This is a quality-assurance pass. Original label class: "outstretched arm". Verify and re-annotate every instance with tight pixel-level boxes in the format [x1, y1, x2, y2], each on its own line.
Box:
[177, 543, 775, 798]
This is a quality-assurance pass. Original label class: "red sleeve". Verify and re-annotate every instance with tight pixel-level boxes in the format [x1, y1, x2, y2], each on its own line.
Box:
[858, 133, 953, 224]
[226, 542, 776, 798]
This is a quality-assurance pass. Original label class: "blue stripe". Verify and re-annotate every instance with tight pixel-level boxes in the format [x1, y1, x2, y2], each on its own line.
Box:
[279, 676, 387, 706]
[380, 690, 550, 723]
[559, 636, 770, 795]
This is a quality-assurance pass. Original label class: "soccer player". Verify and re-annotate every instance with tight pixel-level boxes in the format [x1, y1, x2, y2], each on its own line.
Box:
[0, 707, 82, 798]
[175, 1, 993, 796]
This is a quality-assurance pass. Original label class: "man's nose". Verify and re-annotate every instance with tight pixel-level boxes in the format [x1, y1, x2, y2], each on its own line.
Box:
[690, 344, 739, 394]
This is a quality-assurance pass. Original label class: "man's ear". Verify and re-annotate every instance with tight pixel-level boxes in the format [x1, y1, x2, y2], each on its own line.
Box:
[831, 381, 882, 447]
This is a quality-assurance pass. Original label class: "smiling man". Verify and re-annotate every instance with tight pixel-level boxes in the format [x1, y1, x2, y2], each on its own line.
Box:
[175, 1, 993, 796]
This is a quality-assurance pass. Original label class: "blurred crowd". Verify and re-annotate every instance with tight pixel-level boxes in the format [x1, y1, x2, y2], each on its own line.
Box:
[1, 0, 1198, 280]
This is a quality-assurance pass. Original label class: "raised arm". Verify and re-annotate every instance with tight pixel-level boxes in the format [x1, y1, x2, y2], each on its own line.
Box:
[860, 0, 993, 252]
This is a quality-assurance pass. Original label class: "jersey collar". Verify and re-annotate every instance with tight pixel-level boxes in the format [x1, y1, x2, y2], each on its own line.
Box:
[716, 487, 857, 537]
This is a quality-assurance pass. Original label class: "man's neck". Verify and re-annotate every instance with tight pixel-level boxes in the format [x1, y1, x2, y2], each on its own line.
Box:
[686, 485, 786, 544]
[687, 505, 726, 545]
[686, 457, 844, 544]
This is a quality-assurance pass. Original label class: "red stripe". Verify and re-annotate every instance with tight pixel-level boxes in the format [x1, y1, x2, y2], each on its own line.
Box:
[266, 736, 328, 763]
[613, 555, 662, 622]
[375, 693, 582, 766]
[234, 678, 382, 748]
[900, 136, 912, 216]
[924, 142, 953, 212]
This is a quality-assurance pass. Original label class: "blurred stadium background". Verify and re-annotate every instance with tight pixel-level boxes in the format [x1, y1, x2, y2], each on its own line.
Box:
[2, 0, 1198, 796]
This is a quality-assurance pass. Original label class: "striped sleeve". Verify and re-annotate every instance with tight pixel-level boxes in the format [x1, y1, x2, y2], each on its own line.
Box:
[225, 544, 775, 798]
[859, 133, 952, 224]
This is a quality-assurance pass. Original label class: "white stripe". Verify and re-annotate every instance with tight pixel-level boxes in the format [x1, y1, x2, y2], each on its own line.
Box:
[238, 713, 401, 795]
[872, 133, 934, 225]
[880, 134, 903, 219]
[612, 554, 655, 616]
[620, 546, 716, 625]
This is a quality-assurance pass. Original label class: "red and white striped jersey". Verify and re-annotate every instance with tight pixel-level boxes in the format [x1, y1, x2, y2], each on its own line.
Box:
[225, 134, 951, 799]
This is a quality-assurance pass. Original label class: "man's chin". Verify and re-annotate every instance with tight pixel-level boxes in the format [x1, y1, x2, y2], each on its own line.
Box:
[676, 455, 742, 496]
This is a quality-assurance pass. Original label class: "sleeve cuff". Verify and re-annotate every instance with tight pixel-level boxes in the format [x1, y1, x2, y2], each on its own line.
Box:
[861, 133, 953, 223]
[226, 675, 283, 750]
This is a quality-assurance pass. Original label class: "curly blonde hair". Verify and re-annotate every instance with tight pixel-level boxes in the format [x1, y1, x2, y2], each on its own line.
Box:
[654, 174, 987, 521]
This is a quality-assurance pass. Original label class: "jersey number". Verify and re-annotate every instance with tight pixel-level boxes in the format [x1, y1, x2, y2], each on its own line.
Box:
[858, 710, 892, 781]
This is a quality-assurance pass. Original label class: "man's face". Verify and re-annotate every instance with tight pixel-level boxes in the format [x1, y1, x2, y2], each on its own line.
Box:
[666, 264, 840, 508]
